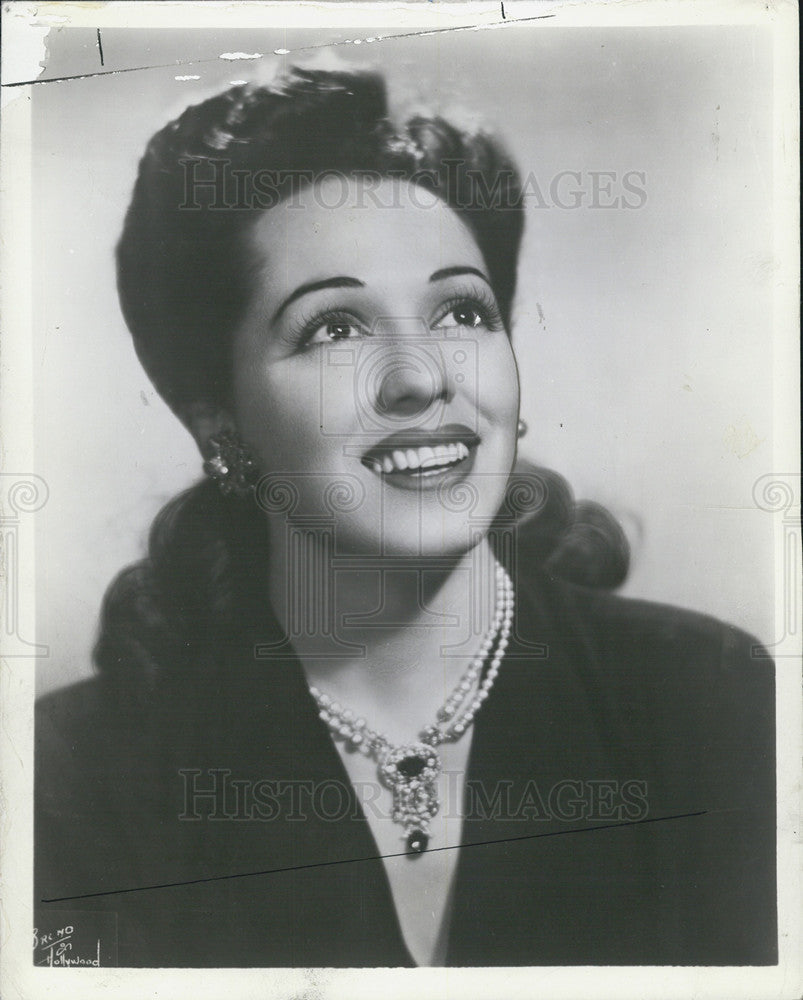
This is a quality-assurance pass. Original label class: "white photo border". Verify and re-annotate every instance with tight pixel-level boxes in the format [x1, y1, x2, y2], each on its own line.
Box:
[1, 2, 799, 998]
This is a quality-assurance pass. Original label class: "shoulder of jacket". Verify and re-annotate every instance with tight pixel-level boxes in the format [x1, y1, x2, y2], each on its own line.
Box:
[36, 676, 110, 732]
[35, 675, 141, 767]
[525, 568, 774, 680]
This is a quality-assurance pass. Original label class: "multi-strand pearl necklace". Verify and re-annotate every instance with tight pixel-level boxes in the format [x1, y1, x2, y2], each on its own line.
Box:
[309, 561, 515, 855]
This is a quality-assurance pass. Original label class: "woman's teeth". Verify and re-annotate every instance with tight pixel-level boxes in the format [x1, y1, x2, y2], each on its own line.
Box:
[367, 442, 470, 475]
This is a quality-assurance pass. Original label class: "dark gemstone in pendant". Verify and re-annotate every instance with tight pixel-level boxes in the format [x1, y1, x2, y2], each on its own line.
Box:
[406, 830, 429, 854]
[397, 754, 426, 778]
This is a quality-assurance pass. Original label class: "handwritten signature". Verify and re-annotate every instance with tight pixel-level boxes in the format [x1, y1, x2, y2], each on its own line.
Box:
[33, 926, 101, 967]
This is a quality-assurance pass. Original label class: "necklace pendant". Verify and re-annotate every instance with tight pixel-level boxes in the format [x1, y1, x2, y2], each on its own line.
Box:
[406, 829, 429, 853]
[379, 742, 441, 855]
[310, 563, 514, 858]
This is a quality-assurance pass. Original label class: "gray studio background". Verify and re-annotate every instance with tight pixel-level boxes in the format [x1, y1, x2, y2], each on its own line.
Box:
[31, 23, 775, 695]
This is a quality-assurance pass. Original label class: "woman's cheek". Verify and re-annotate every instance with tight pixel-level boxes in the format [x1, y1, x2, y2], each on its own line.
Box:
[233, 363, 297, 470]
[255, 358, 335, 466]
[478, 335, 520, 425]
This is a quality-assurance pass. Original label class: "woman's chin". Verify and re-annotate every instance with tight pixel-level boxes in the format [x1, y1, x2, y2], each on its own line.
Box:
[334, 519, 488, 561]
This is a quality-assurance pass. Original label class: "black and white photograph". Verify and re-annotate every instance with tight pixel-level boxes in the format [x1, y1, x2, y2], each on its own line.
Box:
[0, 1, 800, 996]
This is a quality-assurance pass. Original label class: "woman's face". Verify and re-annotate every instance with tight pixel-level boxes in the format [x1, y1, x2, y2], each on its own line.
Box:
[231, 177, 520, 557]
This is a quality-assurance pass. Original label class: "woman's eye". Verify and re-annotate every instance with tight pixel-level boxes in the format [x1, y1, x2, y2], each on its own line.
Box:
[307, 318, 365, 344]
[434, 303, 487, 330]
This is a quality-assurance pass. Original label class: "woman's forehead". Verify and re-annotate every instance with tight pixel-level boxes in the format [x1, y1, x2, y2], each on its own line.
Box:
[246, 176, 486, 295]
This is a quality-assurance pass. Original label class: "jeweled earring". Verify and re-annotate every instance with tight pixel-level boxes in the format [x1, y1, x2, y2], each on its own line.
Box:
[517, 418, 528, 439]
[203, 430, 258, 498]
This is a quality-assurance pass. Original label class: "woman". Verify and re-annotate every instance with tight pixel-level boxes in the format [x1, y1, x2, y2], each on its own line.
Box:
[35, 67, 776, 968]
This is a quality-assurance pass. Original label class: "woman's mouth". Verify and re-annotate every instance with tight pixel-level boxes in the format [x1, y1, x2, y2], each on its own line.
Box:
[365, 441, 471, 475]
[360, 425, 479, 488]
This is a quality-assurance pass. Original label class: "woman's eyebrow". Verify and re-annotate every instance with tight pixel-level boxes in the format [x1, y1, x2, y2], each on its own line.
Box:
[271, 276, 365, 324]
[270, 267, 490, 325]
[429, 266, 491, 284]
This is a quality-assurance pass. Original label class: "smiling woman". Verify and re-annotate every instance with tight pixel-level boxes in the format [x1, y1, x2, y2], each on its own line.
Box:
[34, 66, 776, 968]
[231, 177, 519, 561]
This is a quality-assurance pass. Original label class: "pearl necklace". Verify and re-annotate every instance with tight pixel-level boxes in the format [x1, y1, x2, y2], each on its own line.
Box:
[309, 561, 515, 855]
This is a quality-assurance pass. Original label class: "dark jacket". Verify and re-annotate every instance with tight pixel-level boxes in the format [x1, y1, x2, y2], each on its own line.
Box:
[35, 569, 776, 967]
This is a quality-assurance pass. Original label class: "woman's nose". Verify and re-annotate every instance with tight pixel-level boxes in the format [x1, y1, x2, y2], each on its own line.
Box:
[367, 317, 451, 422]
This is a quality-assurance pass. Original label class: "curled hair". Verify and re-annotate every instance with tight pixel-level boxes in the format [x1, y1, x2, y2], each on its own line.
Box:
[116, 66, 524, 420]
[93, 479, 265, 704]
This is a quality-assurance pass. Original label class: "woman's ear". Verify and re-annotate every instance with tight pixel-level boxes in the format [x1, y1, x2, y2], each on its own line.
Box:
[183, 401, 237, 459]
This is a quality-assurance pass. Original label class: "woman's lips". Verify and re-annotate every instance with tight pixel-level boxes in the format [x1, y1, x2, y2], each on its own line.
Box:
[366, 441, 470, 475]
[360, 424, 479, 489]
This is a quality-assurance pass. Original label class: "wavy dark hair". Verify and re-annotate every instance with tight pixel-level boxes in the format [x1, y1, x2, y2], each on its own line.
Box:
[99, 67, 629, 702]
[117, 67, 524, 421]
